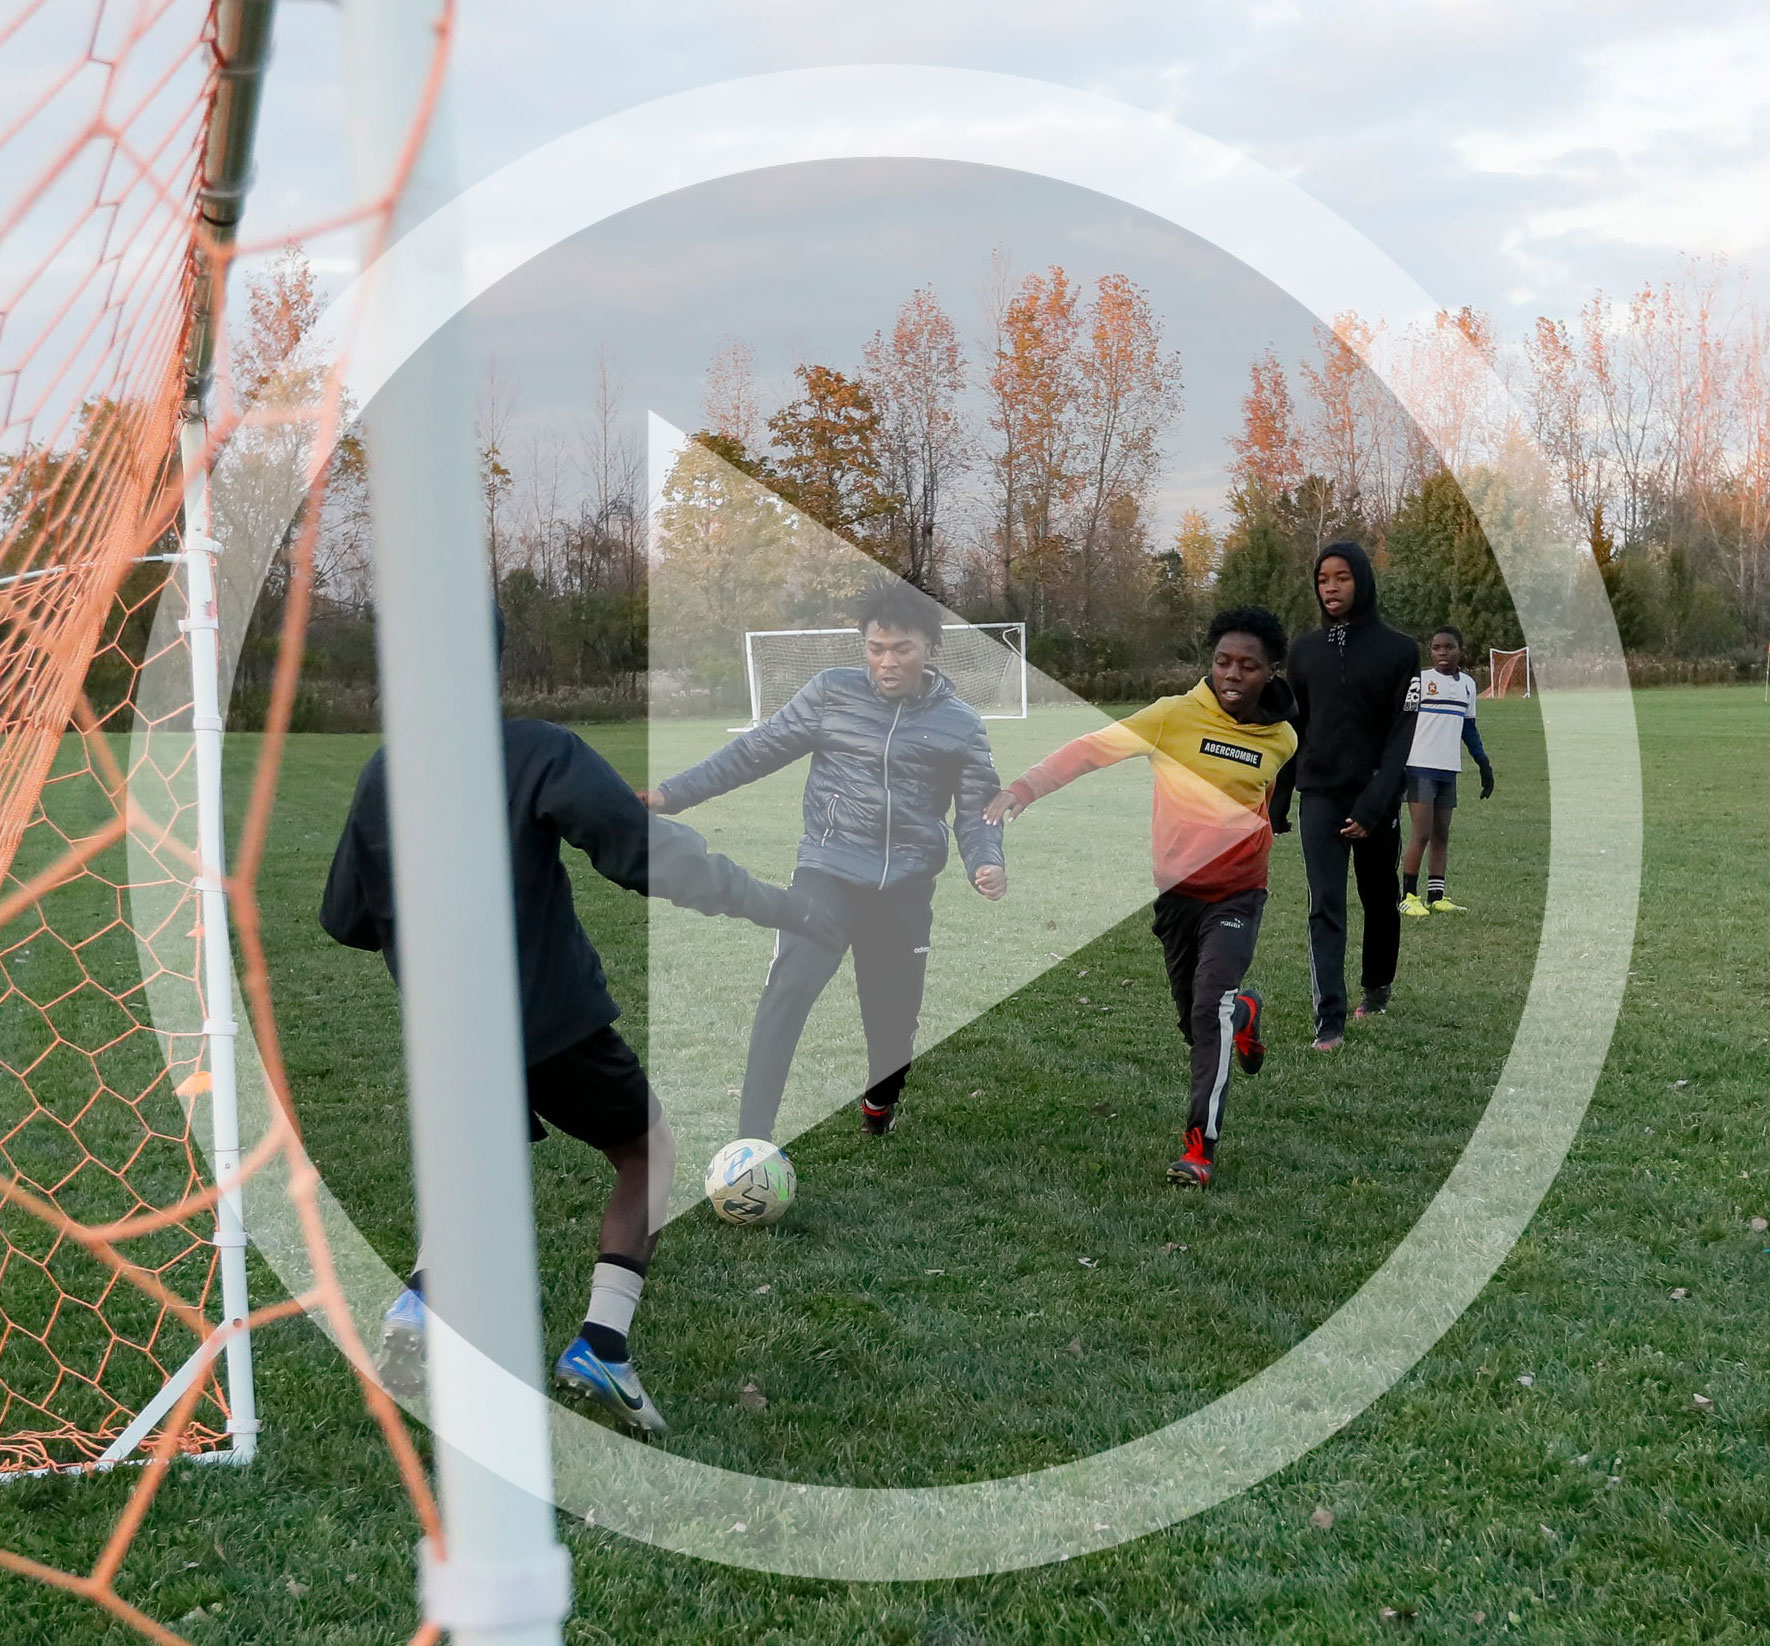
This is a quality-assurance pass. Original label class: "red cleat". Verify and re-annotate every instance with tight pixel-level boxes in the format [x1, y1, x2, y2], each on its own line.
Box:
[1167, 1126, 1214, 1188]
[1232, 986, 1265, 1075]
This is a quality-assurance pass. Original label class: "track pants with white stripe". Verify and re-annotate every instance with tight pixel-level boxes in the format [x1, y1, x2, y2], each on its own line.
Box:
[1150, 885, 1266, 1155]
[738, 866, 936, 1140]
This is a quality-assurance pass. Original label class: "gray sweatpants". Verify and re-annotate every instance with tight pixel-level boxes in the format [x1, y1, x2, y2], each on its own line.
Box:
[1150, 885, 1266, 1153]
[738, 866, 935, 1140]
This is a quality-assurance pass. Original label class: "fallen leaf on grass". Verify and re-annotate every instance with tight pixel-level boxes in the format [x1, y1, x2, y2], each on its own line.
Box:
[1751, 1217, 1767, 1233]
[1692, 1393, 1713, 1410]
[1078, 1256, 1098, 1268]
[1118, 977, 1134, 987]
[286, 1579, 309, 1598]
[1310, 1507, 1335, 1529]
[1076, 968, 1089, 977]
[925, 1268, 945, 1276]
[739, 1382, 768, 1411]
[1516, 1374, 1534, 1387]
[1162, 1242, 1188, 1253]
[969, 1089, 984, 1099]
[1669, 1287, 1688, 1300]
[1472, 1613, 1485, 1626]
[1379, 1605, 1416, 1623]
[1540, 1523, 1558, 1539]
[180, 1610, 209, 1625]
[1066, 1337, 1084, 1354]
[1077, 996, 1091, 1005]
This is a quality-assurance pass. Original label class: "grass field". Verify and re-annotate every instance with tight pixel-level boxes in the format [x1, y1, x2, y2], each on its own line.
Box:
[1, 686, 1767, 1642]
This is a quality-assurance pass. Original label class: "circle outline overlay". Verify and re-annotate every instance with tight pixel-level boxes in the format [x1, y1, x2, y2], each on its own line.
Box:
[137, 65, 1641, 1580]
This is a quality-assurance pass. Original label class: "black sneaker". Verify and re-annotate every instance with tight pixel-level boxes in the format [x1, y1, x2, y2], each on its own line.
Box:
[1354, 985, 1391, 1019]
[1231, 986, 1265, 1075]
[860, 1099, 897, 1136]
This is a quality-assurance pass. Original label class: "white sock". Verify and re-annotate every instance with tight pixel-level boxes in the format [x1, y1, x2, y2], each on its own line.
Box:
[584, 1261, 645, 1345]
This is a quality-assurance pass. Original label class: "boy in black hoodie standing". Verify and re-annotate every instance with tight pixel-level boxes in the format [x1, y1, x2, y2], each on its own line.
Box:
[1271, 541, 1420, 1050]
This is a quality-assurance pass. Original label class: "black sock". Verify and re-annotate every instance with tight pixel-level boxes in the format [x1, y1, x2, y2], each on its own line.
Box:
[580, 1323, 628, 1361]
[1403, 872, 1419, 896]
[406, 1269, 425, 1298]
[1427, 878, 1445, 903]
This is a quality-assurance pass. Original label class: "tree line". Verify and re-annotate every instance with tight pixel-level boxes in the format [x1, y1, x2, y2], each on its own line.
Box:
[9, 248, 1766, 731]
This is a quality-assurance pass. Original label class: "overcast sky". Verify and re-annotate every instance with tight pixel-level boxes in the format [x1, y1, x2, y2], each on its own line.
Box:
[237, 1, 1770, 530]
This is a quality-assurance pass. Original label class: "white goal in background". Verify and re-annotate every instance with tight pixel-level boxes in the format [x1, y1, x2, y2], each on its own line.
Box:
[1485, 646, 1532, 698]
[742, 623, 1028, 725]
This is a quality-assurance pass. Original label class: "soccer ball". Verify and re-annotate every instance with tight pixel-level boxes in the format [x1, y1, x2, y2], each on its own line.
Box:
[704, 1139, 797, 1227]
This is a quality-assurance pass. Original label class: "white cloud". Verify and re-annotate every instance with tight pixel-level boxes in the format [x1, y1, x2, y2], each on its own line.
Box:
[1454, 21, 1770, 175]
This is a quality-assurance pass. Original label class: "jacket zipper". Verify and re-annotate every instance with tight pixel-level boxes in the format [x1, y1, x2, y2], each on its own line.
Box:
[878, 700, 904, 889]
[820, 793, 839, 845]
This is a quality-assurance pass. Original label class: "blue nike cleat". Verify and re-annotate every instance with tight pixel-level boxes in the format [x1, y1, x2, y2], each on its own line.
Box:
[553, 1337, 668, 1436]
[377, 1287, 427, 1398]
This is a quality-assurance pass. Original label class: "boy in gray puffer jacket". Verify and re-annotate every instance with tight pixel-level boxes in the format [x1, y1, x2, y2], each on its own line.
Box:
[647, 579, 1006, 1138]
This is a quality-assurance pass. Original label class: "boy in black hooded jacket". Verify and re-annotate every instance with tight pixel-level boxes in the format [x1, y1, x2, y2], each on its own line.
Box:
[1271, 540, 1420, 1048]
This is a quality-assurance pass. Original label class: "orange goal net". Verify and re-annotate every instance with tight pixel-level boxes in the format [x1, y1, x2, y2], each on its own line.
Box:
[0, 1, 444, 1640]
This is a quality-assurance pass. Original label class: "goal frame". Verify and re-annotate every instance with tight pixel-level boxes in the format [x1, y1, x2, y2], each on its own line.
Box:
[741, 622, 1029, 727]
[1486, 645, 1532, 699]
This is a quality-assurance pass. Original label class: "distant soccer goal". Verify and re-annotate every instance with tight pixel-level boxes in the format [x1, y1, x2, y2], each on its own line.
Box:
[1485, 646, 1532, 698]
[743, 623, 1029, 725]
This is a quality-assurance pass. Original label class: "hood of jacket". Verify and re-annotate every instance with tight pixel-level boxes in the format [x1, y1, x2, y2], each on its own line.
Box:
[1314, 539, 1379, 627]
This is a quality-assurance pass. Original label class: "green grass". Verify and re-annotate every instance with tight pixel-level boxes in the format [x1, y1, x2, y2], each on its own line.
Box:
[1, 687, 1767, 1641]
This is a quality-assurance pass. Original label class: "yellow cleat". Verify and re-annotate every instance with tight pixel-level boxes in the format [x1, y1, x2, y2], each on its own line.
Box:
[1430, 895, 1468, 913]
[1399, 892, 1431, 919]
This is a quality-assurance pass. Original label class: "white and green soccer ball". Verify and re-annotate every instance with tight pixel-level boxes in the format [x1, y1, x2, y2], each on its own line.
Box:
[704, 1139, 797, 1227]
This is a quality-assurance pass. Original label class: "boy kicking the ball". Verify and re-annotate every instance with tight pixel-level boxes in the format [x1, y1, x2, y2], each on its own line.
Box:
[643, 576, 1006, 1142]
[321, 613, 839, 1434]
[984, 607, 1297, 1187]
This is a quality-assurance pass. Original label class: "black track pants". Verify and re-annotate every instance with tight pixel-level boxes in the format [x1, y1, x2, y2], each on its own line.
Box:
[738, 867, 935, 1140]
[1298, 790, 1401, 1038]
[1150, 886, 1266, 1152]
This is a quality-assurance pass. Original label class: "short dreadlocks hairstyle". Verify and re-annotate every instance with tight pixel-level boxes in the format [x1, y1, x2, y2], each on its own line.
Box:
[1207, 605, 1288, 666]
[855, 573, 944, 650]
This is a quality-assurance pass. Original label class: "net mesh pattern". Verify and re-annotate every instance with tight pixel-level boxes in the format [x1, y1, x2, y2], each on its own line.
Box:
[0, 3, 447, 1639]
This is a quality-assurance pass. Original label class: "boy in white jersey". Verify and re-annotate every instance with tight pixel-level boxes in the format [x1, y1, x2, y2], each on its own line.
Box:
[1399, 626, 1494, 915]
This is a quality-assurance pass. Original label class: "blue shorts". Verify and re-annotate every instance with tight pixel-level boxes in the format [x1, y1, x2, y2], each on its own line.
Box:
[1405, 768, 1457, 808]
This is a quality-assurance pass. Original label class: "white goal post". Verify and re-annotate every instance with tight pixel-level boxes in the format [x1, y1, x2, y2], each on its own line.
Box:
[1486, 646, 1532, 699]
[742, 623, 1028, 726]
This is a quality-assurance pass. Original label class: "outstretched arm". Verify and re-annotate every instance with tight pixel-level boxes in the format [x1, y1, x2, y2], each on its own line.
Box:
[648, 674, 825, 813]
[982, 699, 1169, 824]
[536, 729, 838, 942]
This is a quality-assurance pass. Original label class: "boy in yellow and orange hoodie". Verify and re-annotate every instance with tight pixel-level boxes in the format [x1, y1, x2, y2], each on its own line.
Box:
[985, 607, 1297, 1187]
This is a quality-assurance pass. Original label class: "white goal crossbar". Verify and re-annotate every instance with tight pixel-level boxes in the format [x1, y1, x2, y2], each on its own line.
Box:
[742, 623, 1028, 727]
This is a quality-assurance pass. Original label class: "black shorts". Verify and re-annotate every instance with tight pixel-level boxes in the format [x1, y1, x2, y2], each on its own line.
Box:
[526, 1025, 660, 1150]
[1405, 768, 1457, 809]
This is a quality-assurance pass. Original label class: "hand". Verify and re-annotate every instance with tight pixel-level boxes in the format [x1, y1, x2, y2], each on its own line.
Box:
[637, 786, 670, 813]
[982, 789, 1023, 826]
[1271, 814, 1291, 836]
[1339, 817, 1370, 840]
[1479, 767, 1495, 800]
[972, 864, 1007, 901]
